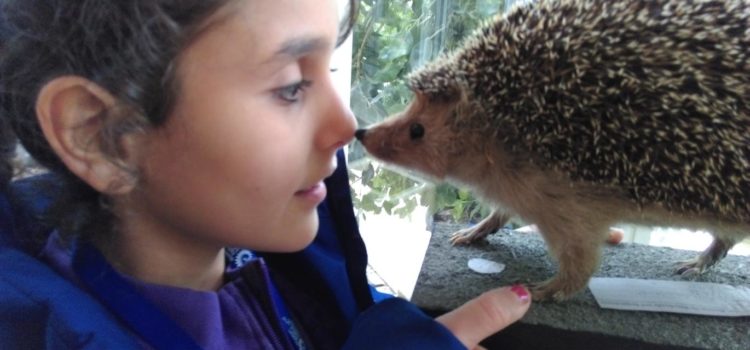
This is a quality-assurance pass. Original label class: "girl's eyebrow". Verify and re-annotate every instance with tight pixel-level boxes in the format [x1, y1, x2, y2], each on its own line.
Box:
[270, 37, 330, 62]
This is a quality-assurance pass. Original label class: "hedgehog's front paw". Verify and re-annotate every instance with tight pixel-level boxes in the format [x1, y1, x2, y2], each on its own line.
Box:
[528, 278, 585, 302]
[449, 226, 490, 245]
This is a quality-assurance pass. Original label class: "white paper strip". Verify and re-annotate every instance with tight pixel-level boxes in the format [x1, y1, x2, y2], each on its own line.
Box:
[589, 277, 750, 317]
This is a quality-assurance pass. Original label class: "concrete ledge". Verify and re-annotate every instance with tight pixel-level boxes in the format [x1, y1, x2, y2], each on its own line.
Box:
[412, 222, 750, 350]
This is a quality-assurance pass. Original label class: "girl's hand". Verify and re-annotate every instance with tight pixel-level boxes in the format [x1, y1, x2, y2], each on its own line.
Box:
[436, 285, 531, 350]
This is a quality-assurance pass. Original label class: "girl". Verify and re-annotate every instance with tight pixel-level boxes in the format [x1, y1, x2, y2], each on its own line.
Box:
[0, 0, 530, 349]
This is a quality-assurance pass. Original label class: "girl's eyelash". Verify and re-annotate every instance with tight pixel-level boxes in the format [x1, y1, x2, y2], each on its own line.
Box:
[275, 80, 312, 103]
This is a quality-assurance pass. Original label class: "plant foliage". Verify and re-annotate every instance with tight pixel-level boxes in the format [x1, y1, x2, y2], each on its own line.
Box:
[348, 0, 505, 222]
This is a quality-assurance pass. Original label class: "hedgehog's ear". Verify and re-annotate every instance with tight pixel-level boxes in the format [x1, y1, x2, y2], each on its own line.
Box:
[412, 83, 463, 105]
[412, 90, 429, 106]
[439, 82, 464, 103]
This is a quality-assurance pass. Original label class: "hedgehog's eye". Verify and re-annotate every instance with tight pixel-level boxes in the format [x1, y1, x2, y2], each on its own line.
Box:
[410, 123, 425, 140]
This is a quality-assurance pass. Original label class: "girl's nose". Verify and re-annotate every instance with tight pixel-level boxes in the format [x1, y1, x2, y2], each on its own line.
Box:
[317, 89, 357, 150]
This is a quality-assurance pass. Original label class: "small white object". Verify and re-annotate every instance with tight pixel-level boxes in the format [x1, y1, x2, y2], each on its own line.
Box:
[589, 277, 750, 317]
[514, 224, 539, 233]
[468, 258, 506, 274]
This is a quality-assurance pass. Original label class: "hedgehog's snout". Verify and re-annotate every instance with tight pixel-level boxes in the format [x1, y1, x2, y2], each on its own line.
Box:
[354, 129, 393, 159]
[355, 129, 367, 141]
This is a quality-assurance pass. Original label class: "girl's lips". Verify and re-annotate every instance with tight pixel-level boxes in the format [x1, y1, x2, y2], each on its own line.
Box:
[295, 181, 327, 204]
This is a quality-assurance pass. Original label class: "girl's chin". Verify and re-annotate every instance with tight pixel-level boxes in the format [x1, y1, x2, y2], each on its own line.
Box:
[242, 209, 320, 253]
[276, 216, 320, 252]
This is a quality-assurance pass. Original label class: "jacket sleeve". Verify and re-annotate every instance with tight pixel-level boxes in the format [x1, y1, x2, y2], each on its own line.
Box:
[342, 297, 466, 350]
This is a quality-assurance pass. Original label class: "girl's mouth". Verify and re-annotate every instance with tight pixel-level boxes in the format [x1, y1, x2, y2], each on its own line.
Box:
[295, 181, 327, 205]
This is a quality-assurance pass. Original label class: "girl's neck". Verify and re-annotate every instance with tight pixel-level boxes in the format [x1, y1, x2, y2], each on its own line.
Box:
[95, 227, 227, 292]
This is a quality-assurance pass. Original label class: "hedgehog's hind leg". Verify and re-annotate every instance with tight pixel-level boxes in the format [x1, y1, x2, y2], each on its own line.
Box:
[675, 236, 738, 276]
[449, 210, 511, 245]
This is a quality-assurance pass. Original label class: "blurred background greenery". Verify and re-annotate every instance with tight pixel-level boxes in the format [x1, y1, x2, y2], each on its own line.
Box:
[347, 0, 510, 224]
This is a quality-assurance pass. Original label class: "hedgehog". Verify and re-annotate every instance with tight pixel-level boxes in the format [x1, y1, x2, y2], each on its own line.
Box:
[354, 0, 750, 301]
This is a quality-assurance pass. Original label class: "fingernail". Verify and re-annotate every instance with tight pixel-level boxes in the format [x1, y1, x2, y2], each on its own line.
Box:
[511, 284, 530, 302]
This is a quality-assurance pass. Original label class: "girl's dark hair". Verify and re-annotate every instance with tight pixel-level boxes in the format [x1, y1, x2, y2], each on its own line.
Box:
[0, 0, 359, 242]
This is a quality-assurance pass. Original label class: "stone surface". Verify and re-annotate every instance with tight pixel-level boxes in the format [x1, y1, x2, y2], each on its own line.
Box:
[412, 222, 750, 350]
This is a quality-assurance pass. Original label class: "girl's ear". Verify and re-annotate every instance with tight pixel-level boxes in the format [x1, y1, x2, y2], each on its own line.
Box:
[36, 76, 136, 194]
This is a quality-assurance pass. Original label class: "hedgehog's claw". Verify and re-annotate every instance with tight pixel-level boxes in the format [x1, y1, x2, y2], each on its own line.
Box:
[448, 210, 510, 246]
[674, 263, 702, 277]
[449, 227, 490, 245]
[674, 237, 736, 276]
[528, 279, 577, 302]
[674, 257, 715, 277]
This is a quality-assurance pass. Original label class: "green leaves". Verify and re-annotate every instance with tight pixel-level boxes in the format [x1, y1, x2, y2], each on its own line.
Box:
[348, 0, 506, 222]
[348, 162, 423, 217]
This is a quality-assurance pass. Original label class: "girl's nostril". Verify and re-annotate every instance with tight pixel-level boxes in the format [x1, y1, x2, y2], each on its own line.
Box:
[355, 129, 367, 140]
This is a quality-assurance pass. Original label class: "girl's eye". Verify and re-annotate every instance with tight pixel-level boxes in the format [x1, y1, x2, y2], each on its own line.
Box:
[275, 80, 312, 103]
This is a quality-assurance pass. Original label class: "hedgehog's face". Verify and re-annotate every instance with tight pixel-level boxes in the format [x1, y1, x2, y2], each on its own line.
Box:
[355, 91, 467, 181]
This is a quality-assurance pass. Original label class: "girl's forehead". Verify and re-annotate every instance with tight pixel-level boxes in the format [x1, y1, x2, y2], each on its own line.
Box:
[194, 0, 339, 60]
[172, 0, 339, 84]
[211, 0, 339, 38]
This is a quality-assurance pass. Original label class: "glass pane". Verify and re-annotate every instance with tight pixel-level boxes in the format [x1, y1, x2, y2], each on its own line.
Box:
[349, 0, 509, 225]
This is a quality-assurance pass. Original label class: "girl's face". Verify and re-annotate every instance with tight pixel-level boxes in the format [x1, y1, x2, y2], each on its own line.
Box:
[125, 0, 355, 253]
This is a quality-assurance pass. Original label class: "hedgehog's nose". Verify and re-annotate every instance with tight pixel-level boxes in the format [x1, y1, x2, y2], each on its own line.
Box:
[355, 129, 367, 141]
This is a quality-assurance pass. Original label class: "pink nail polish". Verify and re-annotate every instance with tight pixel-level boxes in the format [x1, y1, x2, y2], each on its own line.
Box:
[511, 285, 530, 302]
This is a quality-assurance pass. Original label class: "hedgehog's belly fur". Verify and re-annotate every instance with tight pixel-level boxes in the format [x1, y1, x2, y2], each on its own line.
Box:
[462, 148, 749, 232]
